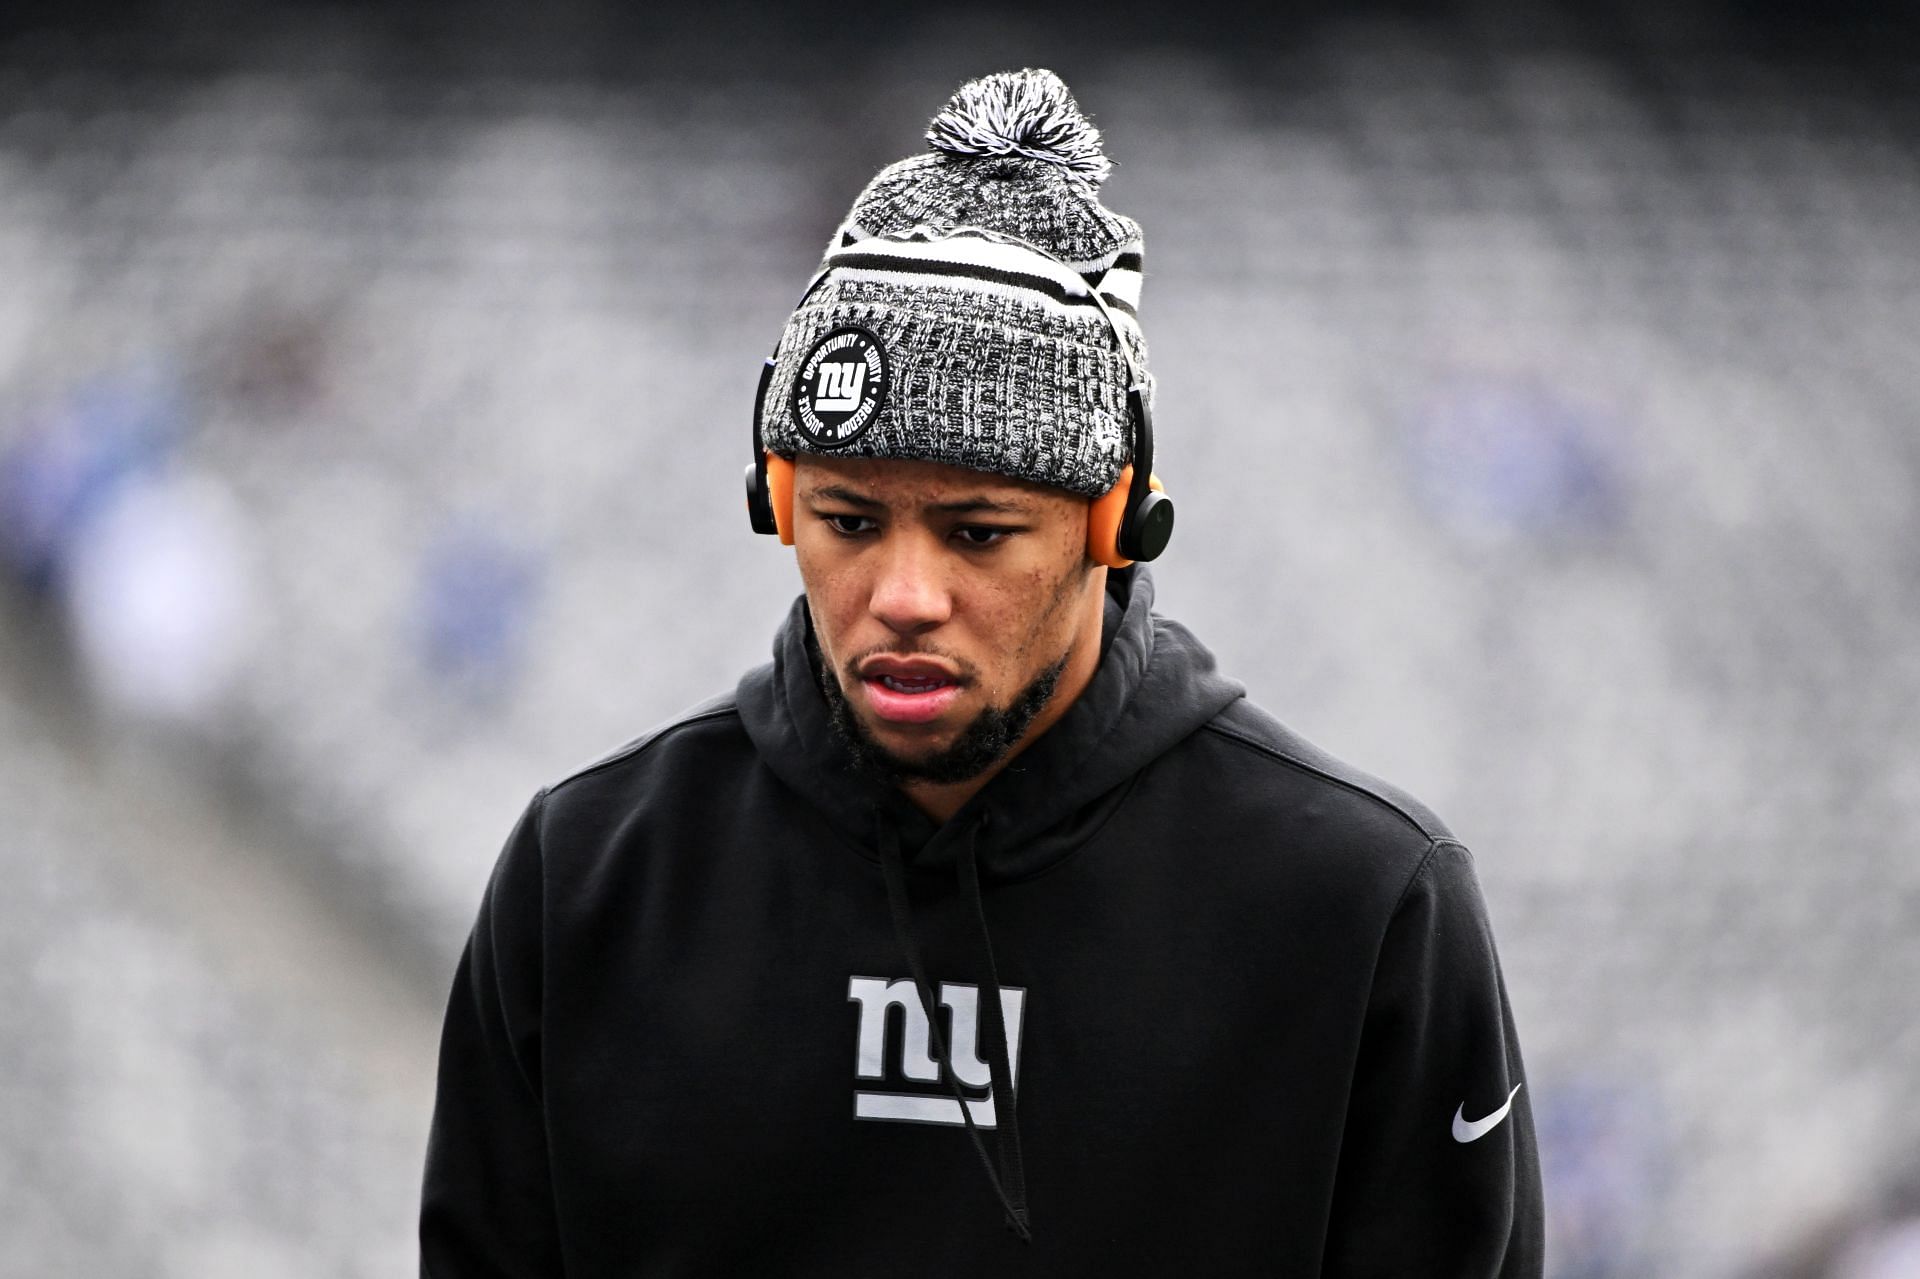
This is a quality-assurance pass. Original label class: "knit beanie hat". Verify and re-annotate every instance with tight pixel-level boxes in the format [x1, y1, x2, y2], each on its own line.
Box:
[761, 68, 1148, 498]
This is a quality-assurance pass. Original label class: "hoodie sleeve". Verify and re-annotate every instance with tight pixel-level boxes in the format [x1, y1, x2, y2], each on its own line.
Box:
[1321, 839, 1544, 1278]
[420, 790, 566, 1278]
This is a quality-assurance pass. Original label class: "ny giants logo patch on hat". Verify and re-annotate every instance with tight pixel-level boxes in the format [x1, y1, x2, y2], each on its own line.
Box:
[792, 327, 889, 449]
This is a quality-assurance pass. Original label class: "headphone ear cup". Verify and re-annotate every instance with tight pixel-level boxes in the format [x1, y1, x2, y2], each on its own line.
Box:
[745, 461, 778, 535]
[1117, 487, 1175, 563]
[1087, 467, 1168, 569]
[765, 453, 797, 546]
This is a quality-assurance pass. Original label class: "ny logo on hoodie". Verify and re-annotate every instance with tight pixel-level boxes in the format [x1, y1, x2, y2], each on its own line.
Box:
[847, 976, 1027, 1128]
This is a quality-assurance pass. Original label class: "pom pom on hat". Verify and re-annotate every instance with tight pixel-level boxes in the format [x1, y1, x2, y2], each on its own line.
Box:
[840, 67, 1139, 269]
[926, 68, 1112, 187]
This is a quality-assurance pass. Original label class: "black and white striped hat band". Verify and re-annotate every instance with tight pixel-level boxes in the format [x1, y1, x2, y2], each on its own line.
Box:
[830, 226, 1144, 319]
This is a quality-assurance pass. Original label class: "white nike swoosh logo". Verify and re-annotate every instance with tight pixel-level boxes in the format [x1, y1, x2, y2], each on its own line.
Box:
[1451, 1084, 1523, 1143]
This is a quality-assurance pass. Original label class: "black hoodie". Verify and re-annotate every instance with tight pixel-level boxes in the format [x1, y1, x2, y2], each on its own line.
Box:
[421, 567, 1544, 1277]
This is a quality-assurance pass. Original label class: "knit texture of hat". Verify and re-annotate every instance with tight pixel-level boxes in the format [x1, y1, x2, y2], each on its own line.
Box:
[762, 68, 1148, 498]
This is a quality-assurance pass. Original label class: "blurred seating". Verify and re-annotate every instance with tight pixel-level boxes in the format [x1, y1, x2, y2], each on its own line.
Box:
[1, 7, 1915, 1274]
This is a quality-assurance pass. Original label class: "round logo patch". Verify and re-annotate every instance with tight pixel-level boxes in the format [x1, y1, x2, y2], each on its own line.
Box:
[791, 326, 889, 449]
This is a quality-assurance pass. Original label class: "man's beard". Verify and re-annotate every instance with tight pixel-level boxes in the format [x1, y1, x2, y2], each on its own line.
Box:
[810, 636, 1068, 787]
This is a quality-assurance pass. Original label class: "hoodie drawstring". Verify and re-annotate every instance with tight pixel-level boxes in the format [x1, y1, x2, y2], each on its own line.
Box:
[954, 814, 1030, 1234]
[878, 814, 1033, 1242]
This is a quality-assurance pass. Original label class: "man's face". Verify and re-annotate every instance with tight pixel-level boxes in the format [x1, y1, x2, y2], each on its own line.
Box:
[793, 454, 1107, 785]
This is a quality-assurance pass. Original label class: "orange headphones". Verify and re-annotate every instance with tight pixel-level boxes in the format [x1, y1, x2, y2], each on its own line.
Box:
[743, 261, 1174, 569]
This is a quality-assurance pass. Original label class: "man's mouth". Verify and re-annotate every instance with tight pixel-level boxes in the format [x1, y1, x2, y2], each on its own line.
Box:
[857, 660, 966, 725]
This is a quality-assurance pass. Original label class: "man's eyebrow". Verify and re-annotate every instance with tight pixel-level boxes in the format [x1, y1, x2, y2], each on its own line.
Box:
[930, 497, 1036, 516]
[808, 485, 885, 510]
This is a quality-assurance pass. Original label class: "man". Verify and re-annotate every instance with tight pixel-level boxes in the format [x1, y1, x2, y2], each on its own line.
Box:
[421, 68, 1543, 1276]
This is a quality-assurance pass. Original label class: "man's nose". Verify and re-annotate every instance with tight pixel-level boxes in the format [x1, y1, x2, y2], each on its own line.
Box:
[867, 532, 952, 637]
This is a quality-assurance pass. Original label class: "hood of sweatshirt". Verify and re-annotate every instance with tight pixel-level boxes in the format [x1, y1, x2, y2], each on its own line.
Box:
[735, 565, 1244, 880]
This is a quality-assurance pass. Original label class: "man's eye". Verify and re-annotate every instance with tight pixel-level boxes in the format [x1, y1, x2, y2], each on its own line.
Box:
[825, 514, 875, 536]
[953, 526, 1013, 548]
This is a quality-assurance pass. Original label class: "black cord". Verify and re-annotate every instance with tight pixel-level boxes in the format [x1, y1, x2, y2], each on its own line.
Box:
[877, 816, 1033, 1242]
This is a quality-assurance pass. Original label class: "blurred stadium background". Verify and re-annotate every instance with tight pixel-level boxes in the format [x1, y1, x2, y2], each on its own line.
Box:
[2, 0, 1917, 1274]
